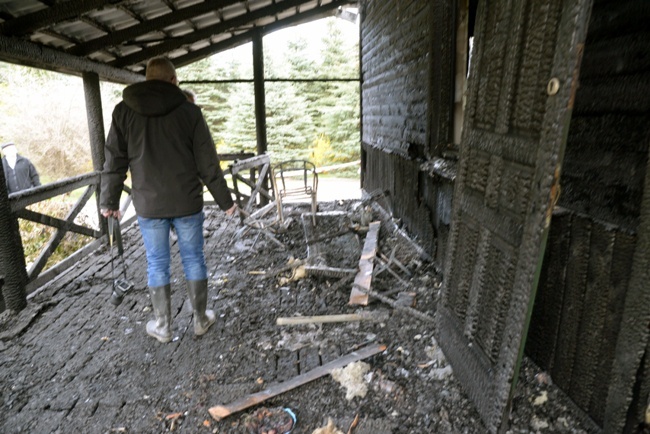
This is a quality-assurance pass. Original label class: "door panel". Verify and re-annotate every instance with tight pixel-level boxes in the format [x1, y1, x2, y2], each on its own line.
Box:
[436, 0, 593, 432]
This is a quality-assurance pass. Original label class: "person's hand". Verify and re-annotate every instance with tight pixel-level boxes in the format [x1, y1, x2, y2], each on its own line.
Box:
[225, 204, 238, 216]
[101, 208, 121, 219]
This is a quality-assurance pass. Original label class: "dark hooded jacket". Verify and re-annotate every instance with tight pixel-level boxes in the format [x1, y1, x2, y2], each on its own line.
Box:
[100, 80, 233, 218]
[2, 154, 41, 194]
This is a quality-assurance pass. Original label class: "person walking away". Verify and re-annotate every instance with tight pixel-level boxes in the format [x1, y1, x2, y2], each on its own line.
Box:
[1, 142, 41, 194]
[100, 57, 237, 343]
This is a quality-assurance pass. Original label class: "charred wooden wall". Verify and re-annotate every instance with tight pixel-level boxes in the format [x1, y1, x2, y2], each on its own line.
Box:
[359, 0, 455, 266]
[526, 0, 650, 427]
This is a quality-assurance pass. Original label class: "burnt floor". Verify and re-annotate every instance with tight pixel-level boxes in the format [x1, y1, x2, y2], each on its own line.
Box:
[0, 202, 600, 434]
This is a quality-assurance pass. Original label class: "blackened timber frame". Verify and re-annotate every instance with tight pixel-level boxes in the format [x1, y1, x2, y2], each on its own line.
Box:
[111, 0, 332, 68]
[67, 0, 242, 57]
[171, 0, 352, 69]
[0, 0, 121, 37]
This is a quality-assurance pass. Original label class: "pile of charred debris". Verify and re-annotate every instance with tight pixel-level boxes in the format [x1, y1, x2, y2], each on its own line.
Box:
[202, 190, 448, 433]
[195, 190, 594, 434]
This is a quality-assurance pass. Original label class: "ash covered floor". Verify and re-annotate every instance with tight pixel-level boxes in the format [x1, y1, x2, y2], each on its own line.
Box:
[0, 198, 599, 433]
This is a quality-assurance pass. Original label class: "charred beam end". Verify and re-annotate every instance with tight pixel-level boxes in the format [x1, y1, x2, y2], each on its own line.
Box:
[172, 0, 351, 69]
[69, 0, 241, 57]
[0, 34, 143, 84]
[0, 0, 120, 37]
[111, 0, 340, 68]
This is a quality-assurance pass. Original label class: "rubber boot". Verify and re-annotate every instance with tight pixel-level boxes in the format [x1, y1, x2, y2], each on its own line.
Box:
[187, 279, 216, 336]
[146, 285, 172, 343]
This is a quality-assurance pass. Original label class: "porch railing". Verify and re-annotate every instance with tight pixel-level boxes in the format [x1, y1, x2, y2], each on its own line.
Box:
[7, 171, 133, 295]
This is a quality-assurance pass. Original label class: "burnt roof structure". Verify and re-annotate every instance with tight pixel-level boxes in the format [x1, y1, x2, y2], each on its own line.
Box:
[0, 0, 357, 83]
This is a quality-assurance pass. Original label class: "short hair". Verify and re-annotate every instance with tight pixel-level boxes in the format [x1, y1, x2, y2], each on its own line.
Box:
[145, 57, 176, 81]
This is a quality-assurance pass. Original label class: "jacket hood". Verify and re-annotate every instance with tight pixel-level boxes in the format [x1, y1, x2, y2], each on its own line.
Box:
[122, 80, 187, 116]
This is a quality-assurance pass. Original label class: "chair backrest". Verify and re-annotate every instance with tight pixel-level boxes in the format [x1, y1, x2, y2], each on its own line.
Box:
[271, 160, 318, 197]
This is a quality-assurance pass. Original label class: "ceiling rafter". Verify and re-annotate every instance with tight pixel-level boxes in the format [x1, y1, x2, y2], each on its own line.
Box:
[38, 28, 79, 45]
[111, 0, 320, 68]
[79, 16, 112, 34]
[69, 0, 240, 57]
[173, 0, 350, 68]
[162, 0, 177, 11]
[117, 4, 143, 22]
[0, 0, 123, 37]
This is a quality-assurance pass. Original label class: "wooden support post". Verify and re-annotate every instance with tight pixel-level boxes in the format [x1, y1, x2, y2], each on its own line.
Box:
[252, 30, 270, 205]
[252, 30, 267, 156]
[349, 221, 380, 305]
[208, 343, 386, 421]
[0, 163, 28, 312]
[83, 71, 107, 237]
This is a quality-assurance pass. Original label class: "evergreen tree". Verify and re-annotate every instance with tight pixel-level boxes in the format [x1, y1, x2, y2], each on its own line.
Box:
[266, 81, 316, 161]
[178, 57, 237, 145]
[220, 82, 257, 154]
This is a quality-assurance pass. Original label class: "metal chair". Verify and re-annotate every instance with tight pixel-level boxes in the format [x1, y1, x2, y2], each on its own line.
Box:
[271, 160, 318, 226]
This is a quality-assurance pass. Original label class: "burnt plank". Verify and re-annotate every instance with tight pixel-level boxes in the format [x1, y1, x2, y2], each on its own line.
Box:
[525, 211, 572, 370]
[551, 214, 591, 390]
[589, 229, 636, 423]
[569, 221, 615, 409]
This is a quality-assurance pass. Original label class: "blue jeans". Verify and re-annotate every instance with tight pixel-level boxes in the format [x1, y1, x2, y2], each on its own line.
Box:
[137, 211, 207, 287]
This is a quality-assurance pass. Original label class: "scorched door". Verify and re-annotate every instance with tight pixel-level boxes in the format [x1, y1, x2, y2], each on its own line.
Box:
[436, 0, 592, 432]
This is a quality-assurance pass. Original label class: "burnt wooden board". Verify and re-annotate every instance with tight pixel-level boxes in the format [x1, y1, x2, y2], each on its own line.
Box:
[349, 221, 380, 305]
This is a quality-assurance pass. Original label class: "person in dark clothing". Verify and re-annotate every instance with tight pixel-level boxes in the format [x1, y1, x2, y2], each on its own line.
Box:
[100, 57, 237, 343]
[1, 142, 41, 194]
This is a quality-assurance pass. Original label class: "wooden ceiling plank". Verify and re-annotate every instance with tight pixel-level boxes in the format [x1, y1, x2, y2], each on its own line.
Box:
[112, 0, 334, 68]
[173, 0, 348, 69]
[69, 0, 241, 56]
[0, 0, 123, 37]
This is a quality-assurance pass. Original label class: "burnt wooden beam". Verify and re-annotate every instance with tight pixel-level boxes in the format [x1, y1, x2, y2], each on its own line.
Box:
[15, 208, 100, 239]
[38, 28, 79, 45]
[83, 71, 108, 238]
[0, 34, 143, 84]
[9, 172, 99, 213]
[253, 30, 267, 156]
[116, 4, 143, 22]
[162, 0, 177, 11]
[111, 0, 321, 68]
[172, 0, 349, 68]
[0, 0, 123, 37]
[69, 0, 240, 56]
[79, 16, 112, 34]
